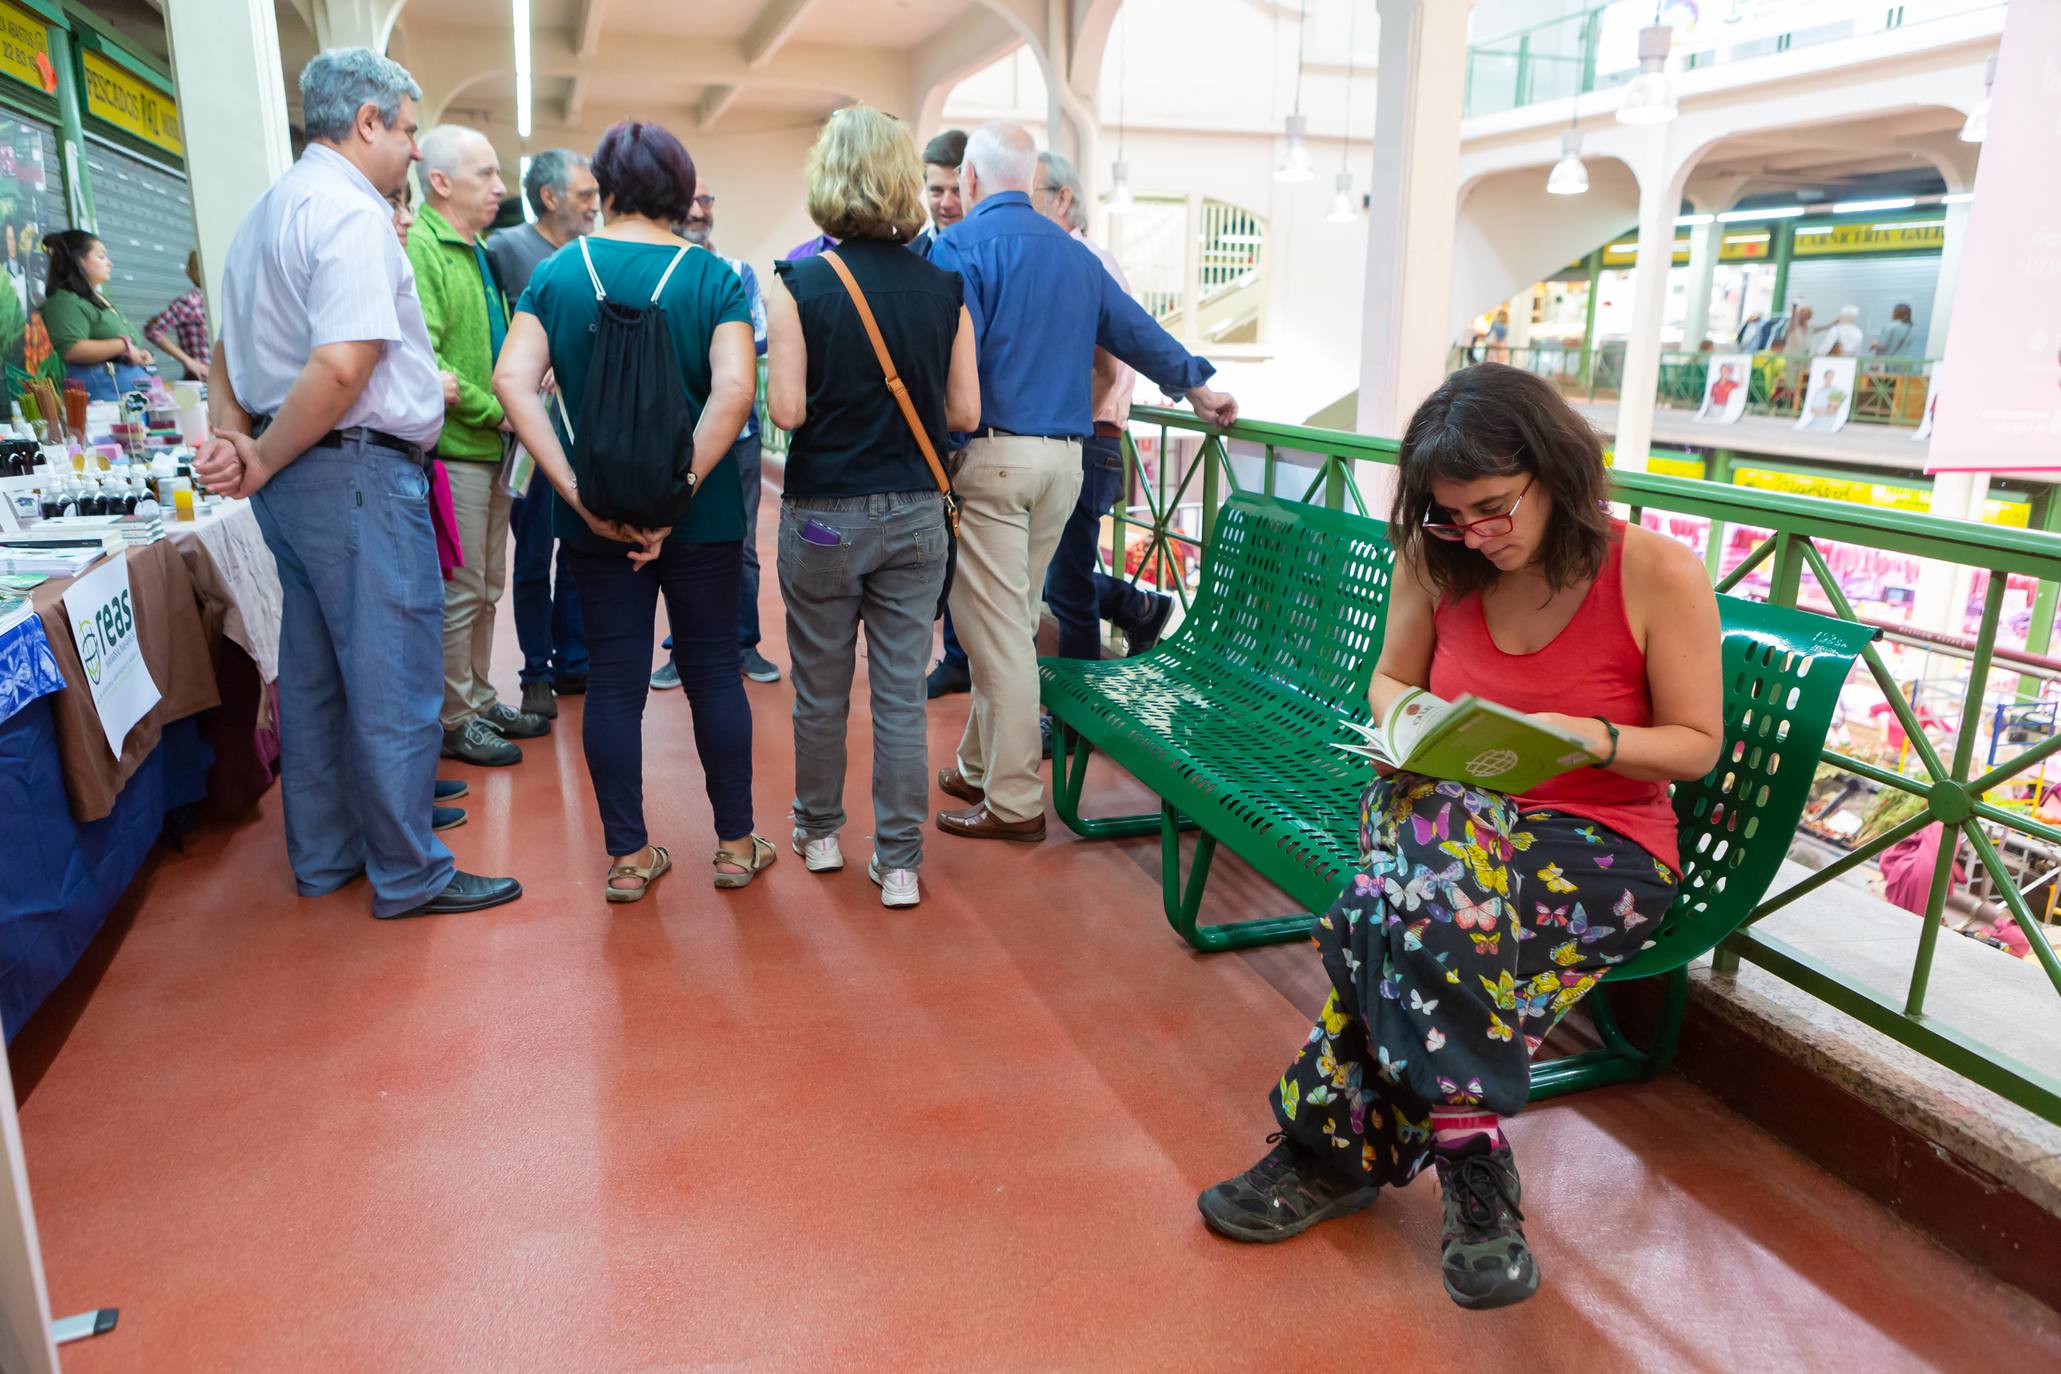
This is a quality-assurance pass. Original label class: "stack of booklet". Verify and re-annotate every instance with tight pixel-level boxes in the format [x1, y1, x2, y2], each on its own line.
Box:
[0, 592, 32, 636]
[0, 528, 114, 578]
[30, 514, 163, 546]
[1335, 688, 1603, 794]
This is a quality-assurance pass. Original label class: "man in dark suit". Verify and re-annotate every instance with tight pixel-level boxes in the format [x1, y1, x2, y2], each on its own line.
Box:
[908, 128, 967, 262]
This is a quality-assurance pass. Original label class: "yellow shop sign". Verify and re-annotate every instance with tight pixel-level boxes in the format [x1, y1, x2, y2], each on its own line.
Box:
[81, 49, 181, 157]
[1791, 221, 1946, 257]
[1733, 465, 2028, 528]
[0, 1, 53, 94]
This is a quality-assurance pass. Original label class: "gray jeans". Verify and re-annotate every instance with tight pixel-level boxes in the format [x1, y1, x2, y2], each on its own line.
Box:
[779, 490, 949, 871]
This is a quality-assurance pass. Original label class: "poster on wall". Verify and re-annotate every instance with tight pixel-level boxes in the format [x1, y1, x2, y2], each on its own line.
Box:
[0, 116, 68, 388]
[1927, 0, 2061, 475]
[61, 554, 159, 758]
[1913, 386, 1939, 442]
[1794, 357, 1857, 434]
[1697, 354, 1751, 422]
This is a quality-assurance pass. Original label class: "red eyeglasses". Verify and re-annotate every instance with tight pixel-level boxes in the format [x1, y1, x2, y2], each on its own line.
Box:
[1423, 478, 1533, 542]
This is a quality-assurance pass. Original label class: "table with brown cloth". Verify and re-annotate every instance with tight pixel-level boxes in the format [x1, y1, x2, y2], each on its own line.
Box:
[167, 502, 284, 813]
[27, 539, 220, 822]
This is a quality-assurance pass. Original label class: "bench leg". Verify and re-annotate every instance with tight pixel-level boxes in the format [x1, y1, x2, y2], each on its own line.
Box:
[1525, 967, 1690, 1102]
[1159, 803, 1319, 952]
[1050, 724, 1196, 841]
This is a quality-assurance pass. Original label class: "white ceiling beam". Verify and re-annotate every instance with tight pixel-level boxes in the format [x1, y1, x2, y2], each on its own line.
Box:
[565, 76, 587, 124]
[742, 0, 824, 70]
[695, 84, 744, 129]
[572, 0, 610, 57]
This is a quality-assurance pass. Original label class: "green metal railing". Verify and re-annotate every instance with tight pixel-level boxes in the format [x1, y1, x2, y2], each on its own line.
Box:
[1462, 1, 2001, 119]
[1449, 344, 1939, 428]
[1107, 401, 2061, 1123]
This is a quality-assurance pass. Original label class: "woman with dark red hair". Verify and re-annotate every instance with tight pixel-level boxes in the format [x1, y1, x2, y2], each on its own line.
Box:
[495, 121, 769, 902]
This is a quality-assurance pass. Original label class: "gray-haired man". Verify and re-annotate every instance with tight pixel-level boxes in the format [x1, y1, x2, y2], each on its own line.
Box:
[193, 48, 520, 918]
[489, 149, 598, 720]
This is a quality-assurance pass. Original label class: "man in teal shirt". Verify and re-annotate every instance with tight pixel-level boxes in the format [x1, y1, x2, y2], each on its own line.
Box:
[408, 123, 549, 766]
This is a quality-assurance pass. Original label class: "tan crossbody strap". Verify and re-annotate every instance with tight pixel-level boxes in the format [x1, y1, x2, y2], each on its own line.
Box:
[819, 250, 958, 535]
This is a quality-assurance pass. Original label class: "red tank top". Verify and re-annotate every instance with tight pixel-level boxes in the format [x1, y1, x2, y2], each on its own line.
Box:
[1428, 522, 1680, 874]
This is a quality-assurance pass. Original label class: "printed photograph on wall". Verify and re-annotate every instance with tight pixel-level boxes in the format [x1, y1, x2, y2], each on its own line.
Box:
[0, 116, 69, 389]
[1794, 356, 1858, 433]
[1697, 354, 1751, 423]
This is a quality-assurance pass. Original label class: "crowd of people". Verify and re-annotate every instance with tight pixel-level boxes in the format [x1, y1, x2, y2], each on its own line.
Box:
[190, 46, 1233, 916]
[189, 43, 1725, 1313]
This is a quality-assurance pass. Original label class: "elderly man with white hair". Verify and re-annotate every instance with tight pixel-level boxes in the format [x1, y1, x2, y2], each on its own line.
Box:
[927, 121, 1237, 843]
[193, 49, 521, 919]
[1031, 150, 1176, 677]
[1817, 304, 1865, 358]
[406, 123, 550, 767]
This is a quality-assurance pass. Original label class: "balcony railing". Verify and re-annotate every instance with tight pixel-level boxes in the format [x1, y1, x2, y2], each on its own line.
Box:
[1463, 0, 2006, 120]
[1103, 400, 2061, 1124]
[1448, 343, 1938, 428]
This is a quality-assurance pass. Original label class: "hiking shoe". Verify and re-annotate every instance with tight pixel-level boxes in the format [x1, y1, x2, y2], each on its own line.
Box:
[1434, 1136, 1539, 1310]
[868, 857, 920, 909]
[1197, 1132, 1379, 1243]
[480, 700, 550, 739]
[1040, 713, 1054, 760]
[793, 829, 845, 873]
[926, 658, 971, 698]
[741, 648, 782, 683]
[1126, 593, 1175, 656]
[520, 681, 558, 720]
[432, 805, 466, 832]
[443, 719, 522, 766]
[650, 661, 681, 691]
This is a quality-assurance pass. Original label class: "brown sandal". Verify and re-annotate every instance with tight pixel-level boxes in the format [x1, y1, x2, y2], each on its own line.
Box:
[712, 835, 776, 889]
[605, 845, 672, 904]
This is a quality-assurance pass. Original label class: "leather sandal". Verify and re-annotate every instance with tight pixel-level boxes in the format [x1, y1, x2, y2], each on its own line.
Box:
[713, 834, 777, 889]
[605, 845, 672, 904]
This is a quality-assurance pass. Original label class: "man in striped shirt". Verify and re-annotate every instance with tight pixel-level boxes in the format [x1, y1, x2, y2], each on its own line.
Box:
[193, 48, 521, 920]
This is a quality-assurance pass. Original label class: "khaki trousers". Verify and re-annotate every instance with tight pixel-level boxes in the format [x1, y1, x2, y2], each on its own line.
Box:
[949, 434, 1083, 822]
[441, 458, 512, 730]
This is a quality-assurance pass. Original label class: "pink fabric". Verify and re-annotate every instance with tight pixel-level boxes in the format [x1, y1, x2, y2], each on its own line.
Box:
[1879, 824, 1963, 916]
[429, 459, 463, 580]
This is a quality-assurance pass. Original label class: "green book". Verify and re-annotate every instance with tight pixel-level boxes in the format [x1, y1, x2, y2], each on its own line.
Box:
[1337, 689, 1602, 793]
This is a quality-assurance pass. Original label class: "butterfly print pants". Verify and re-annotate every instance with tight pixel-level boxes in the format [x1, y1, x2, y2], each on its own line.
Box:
[1269, 775, 1677, 1189]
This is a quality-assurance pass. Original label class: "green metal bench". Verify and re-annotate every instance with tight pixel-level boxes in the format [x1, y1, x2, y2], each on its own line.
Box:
[1043, 494, 1874, 1098]
[1041, 494, 1397, 951]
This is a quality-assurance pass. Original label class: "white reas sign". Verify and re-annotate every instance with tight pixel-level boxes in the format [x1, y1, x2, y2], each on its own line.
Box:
[62, 554, 160, 758]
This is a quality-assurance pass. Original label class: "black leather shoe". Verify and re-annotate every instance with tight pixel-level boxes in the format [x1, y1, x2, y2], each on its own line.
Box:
[553, 674, 588, 697]
[1126, 594, 1176, 656]
[383, 871, 523, 919]
[926, 658, 972, 699]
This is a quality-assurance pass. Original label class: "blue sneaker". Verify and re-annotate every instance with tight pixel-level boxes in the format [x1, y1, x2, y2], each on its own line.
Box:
[650, 661, 681, 691]
[435, 778, 468, 802]
[432, 805, 467, 832]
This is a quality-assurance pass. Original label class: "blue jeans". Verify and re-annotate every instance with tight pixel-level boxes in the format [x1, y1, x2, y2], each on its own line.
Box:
[1043, 434, 1162, 661]
[250, 438, 453, 916]
[510, 482, 587, 685]
[65, 359, 155, 402]
[570, 540, 754, 856]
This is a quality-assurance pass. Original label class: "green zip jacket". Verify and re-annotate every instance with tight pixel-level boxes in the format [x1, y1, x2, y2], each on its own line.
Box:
[405, 203, 506, 461]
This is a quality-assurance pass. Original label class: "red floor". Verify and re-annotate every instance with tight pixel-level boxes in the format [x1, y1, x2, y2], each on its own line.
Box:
[13, 495, 2061, 1371]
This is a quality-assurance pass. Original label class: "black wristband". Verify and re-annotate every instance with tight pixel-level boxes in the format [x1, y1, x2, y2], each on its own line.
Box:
[1590, 716, 1620, 769]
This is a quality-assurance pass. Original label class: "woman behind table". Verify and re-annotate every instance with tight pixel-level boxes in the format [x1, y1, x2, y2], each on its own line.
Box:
[39, 229, 155, 400]
[1196, 363, 1722, 1310]
[494, 120, 768, 902]
[763, 106, 980, 910]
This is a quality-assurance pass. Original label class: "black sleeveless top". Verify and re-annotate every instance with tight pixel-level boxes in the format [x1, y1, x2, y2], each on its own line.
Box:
[774, 238, 961, 498]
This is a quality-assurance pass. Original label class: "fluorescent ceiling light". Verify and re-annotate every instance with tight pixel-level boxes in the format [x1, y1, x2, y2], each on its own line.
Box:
[1831, 197, 1915, 214]
[1673, 213, 1714, 226]
[1218, 233, 1264, 245]
[513, 0, 532, 139]
[1794, 226, 1835, 236]
[1883, 220, 1946, 230]
[1722, 233, 1769, 244]
[1716, 206, 1804, 222]
[1940, 192, 1974, 205]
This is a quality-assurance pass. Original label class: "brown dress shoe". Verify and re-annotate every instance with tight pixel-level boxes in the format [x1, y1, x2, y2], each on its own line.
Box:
[935, 804, 1047, 843]
[937, 766, 985, 806]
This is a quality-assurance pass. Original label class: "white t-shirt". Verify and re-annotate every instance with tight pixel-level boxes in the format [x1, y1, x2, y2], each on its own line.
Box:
[1816, 322, 1865, 358]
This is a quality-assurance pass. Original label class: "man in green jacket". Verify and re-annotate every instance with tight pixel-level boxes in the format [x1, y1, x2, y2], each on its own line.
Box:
[408, 123, 548, 766]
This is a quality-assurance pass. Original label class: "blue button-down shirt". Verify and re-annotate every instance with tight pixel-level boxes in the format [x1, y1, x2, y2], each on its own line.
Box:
[714, 249, 766, 438]
[928, 191, 1213, 438]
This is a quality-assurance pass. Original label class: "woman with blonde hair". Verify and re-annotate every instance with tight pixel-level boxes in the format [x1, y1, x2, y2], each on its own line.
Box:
[764, 105, 980, 909]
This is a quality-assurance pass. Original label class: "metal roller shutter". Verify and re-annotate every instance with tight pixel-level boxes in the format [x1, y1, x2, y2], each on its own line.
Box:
[83, 136, 197, 330]
[1783, 256, 1941, 354]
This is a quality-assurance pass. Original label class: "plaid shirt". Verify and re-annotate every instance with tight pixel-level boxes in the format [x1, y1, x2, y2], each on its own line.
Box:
[146, 288, 211, 371]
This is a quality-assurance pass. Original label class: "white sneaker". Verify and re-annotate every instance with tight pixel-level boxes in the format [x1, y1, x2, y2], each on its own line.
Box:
[868, 857, 920, 908]
[792, 829, 844, 872]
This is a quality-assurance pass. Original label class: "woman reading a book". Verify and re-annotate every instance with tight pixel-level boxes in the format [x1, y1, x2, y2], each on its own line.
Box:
[1198, 363, 1723, 1310]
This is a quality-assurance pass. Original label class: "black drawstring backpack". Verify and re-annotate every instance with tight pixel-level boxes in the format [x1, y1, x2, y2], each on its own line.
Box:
[559, 237, 701, 529]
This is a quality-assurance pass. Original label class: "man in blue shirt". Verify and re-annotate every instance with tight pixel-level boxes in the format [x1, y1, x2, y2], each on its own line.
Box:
[927, 122, 1236, 844]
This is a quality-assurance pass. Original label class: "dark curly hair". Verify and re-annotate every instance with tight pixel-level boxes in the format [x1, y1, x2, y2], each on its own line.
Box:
[42, 229, 109, 309]
[1390, 363, 1612, 601]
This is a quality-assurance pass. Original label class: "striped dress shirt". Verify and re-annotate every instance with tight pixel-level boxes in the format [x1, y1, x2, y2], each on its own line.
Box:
[220, 143, 444, 447]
